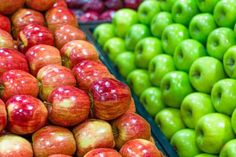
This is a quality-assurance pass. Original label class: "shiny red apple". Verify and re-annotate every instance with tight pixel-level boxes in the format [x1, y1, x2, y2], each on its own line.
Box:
[0, 29, 14, 48]
[6, 95, 48, 135]
[124, 0, 142, 9]
[104, 0, 123, 10]
[32, 125, 76, 157]
[25, 44, 62, 76]
[99, 10, 116, 21]
[0, 99, 7, 133]
[0, 0, 25, 15]
[84, 148, 122, 157]
[82, 0, 104, 13]
[26, 0, 56, 11]
[0, 14, 11, 33]
[52, 0, 68, 8]
[79, 11, 99, 23]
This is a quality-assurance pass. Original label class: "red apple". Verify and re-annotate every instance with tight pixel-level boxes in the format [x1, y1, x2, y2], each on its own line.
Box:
[47, 86, 90, 126]
[82, 0, 104, 13]
[26, 0, 56, 11]
[89, 78, 131, 120]
[32, 125, 76, 157]
[73, 119, 115, 157]
[18, 24, 54, 53]
[55, 25, 86, 49]
[104, 0, 123, 10]
[46, 7, 77, 32]
[0, 48, 29, 76]
[0, 70, 39, 102]
[120, 139, 164, 157]
[0, 0, 25, 15]
[72, 60, 112, 90]
[37, 64, 76, 101]
[84, 148, 122, 157]
[79, 11, 99, 22]
[0, 14, 11, 33]
[6, 95, 48, 135]
[124, 0, 142, 9]
[0, 134, 33, 157]
[126, 98, 136, 113]
[0, 99, 7, 132]
[60, 40, 99, 69]
[25, 44, 62, 76]
[66, 0, 89, 8]
[48, 155, 72, 157]
[0, 29, 14, 48]
[52, 0, 68, 8]
[99, 10, 116, 21]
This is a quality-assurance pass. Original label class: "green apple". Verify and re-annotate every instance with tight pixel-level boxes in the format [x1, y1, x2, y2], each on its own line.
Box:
[160, 71, 193, 108]
[150, 12, 173, 38]
[155, 108, 185, 140]
[137, 0, 161, 25]
[148, 54, 175, 87]
[220, 139, 236, 157]
[161, 23, 189, 55]
[196, 113, 235, 154]
[114, 52, 136, 78]
[194, 154, 218, 157]
[196, 0, 219, 13]
[125, 24, 150, 51]
[180, 92, 215, 129]
[189, 13, 217, 44]
[211, 79, 236, 115]
[140, 87, 165, 117]
[103, 37, 126, 62]
[171, 0, 199, 26]
[112, 9, 138, 38]
[158, 0, 176, 12]
[189, 56, 226, 93]
[234, 23, 236, 36]
[213, 0, 236, 28]
[223, 45, 236, 78]
[134, 37, 163, 69]
[93, 23, 115, 46]
[231, 108, 236, 133]
[174, 39, 206, 72]
[207, 27, 236, 60]
[126, 69, 151, 96]
[171, 129, 201, 157]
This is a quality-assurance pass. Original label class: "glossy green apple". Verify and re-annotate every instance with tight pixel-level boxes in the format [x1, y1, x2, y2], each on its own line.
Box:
[196, 0, 219, 13]
[171, 129, 201, 157]
[234, 23, 236, 36]
[189, 13, 217, 44]
[126, 69, 151, 96]
[223, 46, 236, 78]
[125, 24, 150, 51]
[140, 87, 165, 117]
[171, 0, 199, 26]
[158, 0, 175, 12]
[207, 27, 236, 60]
[135, 37, 163, 69]
[174, 39, 206, 72]
[189, 56, 226, 93]
[148, 54, 175, 87]
[160, 71, 193, 108]
[211, 79, 236, 115]
[196, 113, 235, 154]
[155, 108, 185, 140]
[231, 108, 236, 133]
[93, 23, 115, 46]
[220, 139, 236, 157]
[180, 92, 215, 129]
[213, 0, 236, 28]
[194, 154, 218, 157]
[114, 52, 136, 78]
[112, 9, 138, 38]
[137, 0, 161, 25]
[103, 37, 126, 62]
[150, 12, 173, 38]
[161, 23, 189, 55]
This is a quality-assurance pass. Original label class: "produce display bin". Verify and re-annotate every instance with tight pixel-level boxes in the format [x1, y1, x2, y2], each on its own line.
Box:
[80, 24, 178, 157]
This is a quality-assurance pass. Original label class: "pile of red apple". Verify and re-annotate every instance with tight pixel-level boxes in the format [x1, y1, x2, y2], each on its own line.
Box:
[94, 0, 236, 156]
[0, 0, 164, 156]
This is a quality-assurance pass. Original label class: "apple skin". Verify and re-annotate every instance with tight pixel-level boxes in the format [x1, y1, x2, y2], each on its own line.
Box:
[155, 108, 185, 139]
[126, 98, 136, 113]
[119, 139, 163, 157]
[37, 64, 76, 101]
[180, 92, 215, 129]
[189, 56, 226, 93]
[0, 14, 11, 33]
[174, 39, 206, 72]
[124, 0, 142, 10]
[48, 155, 72, 157]
[220, 139, 236, 157]
[135, 37, 163, 69]
[189, 13, 217, 44]
[231, 108, 236, 133]
[195, 154, 218, 157]
[25, 44, 62, 76]
[0, 29, 14, 49]
[99, 9, 116, 21]
[126, 69, 151, 96]
[0, 48, 29, 76]
[160, 71, 193, 108]
[112, 112, 151, 149]
[158, 0, 175, 12]
[161, 23, 189, 55]
[196, 113, 235, 154]
[104, 0, 123, 10]
[6, 95, 48, 135]
[79, 11, 99, 23]
[196, 0, 219, 13]
[33, 125, 76, 157]
[151, 12, 173, 38]
[89, 78, 131, 120]
[84, 148, 122, 157]
[60, 40, 99, 69]
[0, 99, 7, 132]
[26, 0, 56, 11]
[223, 45, 236, 78]
[140, 87, 165, 117]
[0, 134, 33, 157]
[47, 86, 90, 127]
[73, 119, 115, 157]
[55, 25, 86, 49]
[82, 0, 104, 13]
[171, 129, 201, 157]
[0, 0, 25, 15]
[52, 0, 68, 8]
